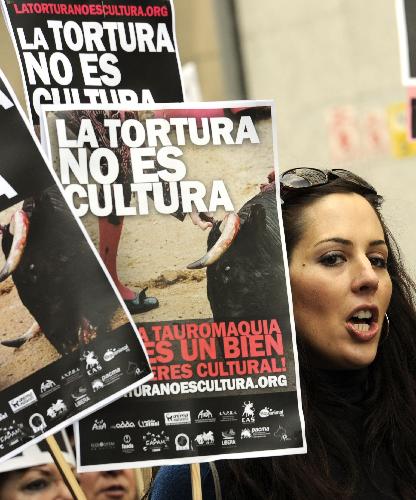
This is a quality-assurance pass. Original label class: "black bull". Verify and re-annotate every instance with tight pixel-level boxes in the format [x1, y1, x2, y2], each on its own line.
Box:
[0, 186, 120, 355]
[188, 188, 289, 323]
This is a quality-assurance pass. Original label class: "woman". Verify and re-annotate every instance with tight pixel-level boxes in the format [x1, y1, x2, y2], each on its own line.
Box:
[0, 431, 74, 500]
[150, 168, 416, 499]
[0, 464, 73, 500]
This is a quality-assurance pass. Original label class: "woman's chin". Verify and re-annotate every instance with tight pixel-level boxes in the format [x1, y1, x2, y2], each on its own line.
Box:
[336, 343, 379, 369]
[310, 341, 379, 370]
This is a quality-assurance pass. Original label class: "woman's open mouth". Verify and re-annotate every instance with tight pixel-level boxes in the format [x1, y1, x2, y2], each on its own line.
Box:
[346, 307, 379, 341]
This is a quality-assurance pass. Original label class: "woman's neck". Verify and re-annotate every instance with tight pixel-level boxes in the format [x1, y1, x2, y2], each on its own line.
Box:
[317, 366, 369, 404]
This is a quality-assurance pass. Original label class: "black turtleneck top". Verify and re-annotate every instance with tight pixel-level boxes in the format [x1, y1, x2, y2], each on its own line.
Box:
[314, 368, 398, 499]
[151, 368, 401, 499]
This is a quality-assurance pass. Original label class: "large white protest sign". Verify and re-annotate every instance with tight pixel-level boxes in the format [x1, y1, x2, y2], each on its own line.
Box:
[42, 102, 306, 469]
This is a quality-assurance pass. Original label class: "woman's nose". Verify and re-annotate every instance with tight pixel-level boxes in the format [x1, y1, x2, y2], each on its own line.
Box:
[351, 259, 379, 294]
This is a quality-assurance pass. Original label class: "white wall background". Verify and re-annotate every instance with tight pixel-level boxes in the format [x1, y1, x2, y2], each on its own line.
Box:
[233, 0, 415, 277]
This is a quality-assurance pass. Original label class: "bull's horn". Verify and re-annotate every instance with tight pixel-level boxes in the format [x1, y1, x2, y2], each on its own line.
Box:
[187, 213, 240, 269]
[1, 321, 41, 348]
[0, 210, 29, 282]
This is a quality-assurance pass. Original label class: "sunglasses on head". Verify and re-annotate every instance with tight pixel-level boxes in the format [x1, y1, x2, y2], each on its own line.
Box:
[279, 168, 378, 197]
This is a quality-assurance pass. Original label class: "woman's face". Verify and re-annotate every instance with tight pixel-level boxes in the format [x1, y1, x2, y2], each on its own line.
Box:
[289, 193, 392, 369]
[78, 469, 137, 500]
[0, 464, 73, 500]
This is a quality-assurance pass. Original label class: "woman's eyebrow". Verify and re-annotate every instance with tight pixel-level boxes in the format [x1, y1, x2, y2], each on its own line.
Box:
[31, 467, 53, 477]
[314, 238, 387, 247]
[314, 237, 352, 247]
[369, 239, 387, 247]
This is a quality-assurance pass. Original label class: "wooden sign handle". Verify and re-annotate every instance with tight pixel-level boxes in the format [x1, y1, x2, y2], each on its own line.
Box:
[45, 435, 87, 500]
[136, 467, 153, 498]
[191, 463, 203, 500]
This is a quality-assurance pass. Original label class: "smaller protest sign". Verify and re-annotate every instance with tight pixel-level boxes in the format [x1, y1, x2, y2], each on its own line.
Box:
[0, 70, 152, 464]
[1, 0, 183, 125]
[396, 0, 416, 85]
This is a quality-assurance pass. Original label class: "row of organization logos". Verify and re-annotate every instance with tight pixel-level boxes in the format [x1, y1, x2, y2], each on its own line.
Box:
[0, 344, 144, 452]
[91, 400, 285, 433]
[90, 422, 292, 457]
[87, 401, 290, 457]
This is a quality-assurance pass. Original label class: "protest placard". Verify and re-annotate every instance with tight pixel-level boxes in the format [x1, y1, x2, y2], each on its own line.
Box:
[0, 71, 152, 464]
[42, 102, 307, 469]
[1, 0, 183, 125]
[396, 0, 416, 86]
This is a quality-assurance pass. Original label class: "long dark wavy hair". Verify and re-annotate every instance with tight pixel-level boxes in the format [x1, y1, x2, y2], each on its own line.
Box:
[221, 178, 416, 499]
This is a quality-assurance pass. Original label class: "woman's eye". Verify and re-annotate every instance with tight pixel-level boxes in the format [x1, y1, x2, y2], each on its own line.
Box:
[369, 255, 387, 268]
[319, 252, 346, 267]
[23, 479, 49, 491]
